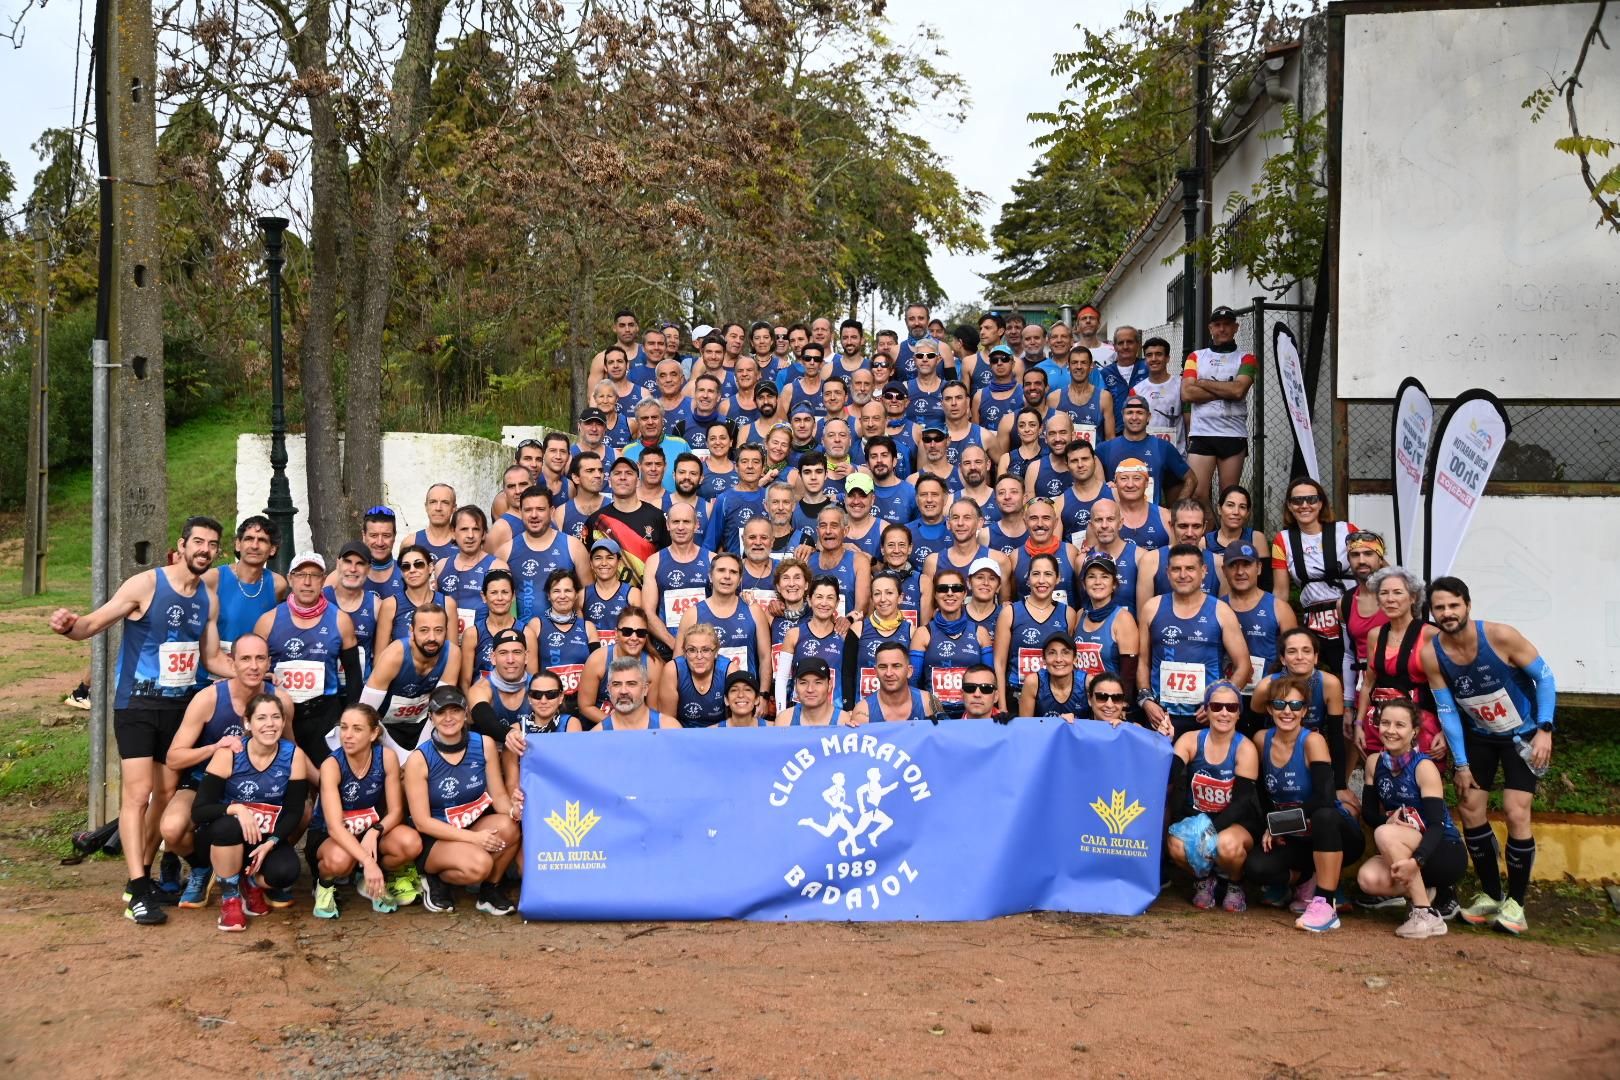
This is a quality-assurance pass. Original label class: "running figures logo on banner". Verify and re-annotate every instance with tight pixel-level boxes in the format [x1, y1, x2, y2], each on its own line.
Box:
[772, 731, 931, 913]
[536, 801, 606, 871]
[1082, 789, 1150, 858]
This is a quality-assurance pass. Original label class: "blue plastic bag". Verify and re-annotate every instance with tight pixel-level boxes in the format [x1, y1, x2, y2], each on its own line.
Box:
[1168, 813, 1217, 876]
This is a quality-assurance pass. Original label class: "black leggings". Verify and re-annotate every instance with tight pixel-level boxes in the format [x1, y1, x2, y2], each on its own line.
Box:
[204, 815, 301, 889]
[1244, 806, 1365, 887]
[292, 695, 342, 768]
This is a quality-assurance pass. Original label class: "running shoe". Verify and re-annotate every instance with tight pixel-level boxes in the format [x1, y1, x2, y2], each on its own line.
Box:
[421, 873, 455, 913]
[124, 891, 168, 926]
[1221, 882, 1248, 913]
[63, 686, 91, 710]
[1289, 876, 1317, 915]
[241, 878, 270, 917]
[312, 882, 339, 920]
[1191, 875, 1219, 910]
[1433, 894, 1461, 922]
[1259, 883, 1291, 908]
[1295, 895, 1340, 933]
[1459, 892, 1502, 926]
[266, 884, 296, 910]
[157, 851, 183, 895]
[217, 895, 247, 932]
[1352, 890, 1406, 911]
[148, 883, 181, 906]
[356, 874, 398, 914]
[1493, 898, 1528, 935]
[1395, 907, 1447, 939]
[388, 865, 422, 906]
[177, 867, 214, 909]
[476, 883, 515, 916]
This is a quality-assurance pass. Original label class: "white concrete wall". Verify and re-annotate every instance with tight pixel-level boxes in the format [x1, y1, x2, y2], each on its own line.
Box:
[1349, 494, 1620, 695]
[236, 433, 515, 555]
[1102, 214, 1186, 342]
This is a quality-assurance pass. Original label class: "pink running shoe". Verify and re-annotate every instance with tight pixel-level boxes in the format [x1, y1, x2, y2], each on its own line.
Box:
[1289, 876, 1317, 915]
[1222, 882, 1248, 913]
[1192, 876, 1218, 910]
[1295, 895, 1340, 932]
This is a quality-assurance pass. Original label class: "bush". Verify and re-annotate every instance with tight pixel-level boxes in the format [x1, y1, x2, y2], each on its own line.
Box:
[0, 305, 96, 507]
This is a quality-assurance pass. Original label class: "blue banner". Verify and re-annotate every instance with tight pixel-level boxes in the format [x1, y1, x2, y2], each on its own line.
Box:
[518, 719, 1171, 922]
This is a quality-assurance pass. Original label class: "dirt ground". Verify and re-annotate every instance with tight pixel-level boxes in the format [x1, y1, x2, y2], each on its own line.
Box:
[0, 798, 1616, 1080]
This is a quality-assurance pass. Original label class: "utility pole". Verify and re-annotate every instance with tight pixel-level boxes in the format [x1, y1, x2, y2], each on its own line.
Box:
[89, 0, 168, 826]
[22, 219, 50, 595]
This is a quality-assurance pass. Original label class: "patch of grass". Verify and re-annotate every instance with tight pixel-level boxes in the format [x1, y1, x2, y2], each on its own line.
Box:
[1488, 708, 1620, 817]
[0, 714, 89, 800]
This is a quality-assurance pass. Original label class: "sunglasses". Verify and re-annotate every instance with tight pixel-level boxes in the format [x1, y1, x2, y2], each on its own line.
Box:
[1091, 691, 1129, 704]
[991, 354, 1012, 363]
[920, 432, 946, 443]
[516, 439, 543, 451]
[1288, 494, 1321, 506]
[365, 505, 395, 517]
[962, 681, 997, 695]
[1271, 699, 1309, 713]
[1206, 701, 1242, 715]
[935, 583, 966, 594]
[400, 560, 430, 571]
[774, 333, 789, 340]
[912, 352, 939, 360]
[618, 627, 650, 638]
[881, 390, 907, 400]
[1347, 530, 1384, 544]
[529, 688, 564, 701]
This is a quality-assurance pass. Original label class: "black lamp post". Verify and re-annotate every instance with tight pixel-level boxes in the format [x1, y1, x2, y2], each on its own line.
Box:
[1177, 168, 1201, 361]
[258, 216, 298, 575]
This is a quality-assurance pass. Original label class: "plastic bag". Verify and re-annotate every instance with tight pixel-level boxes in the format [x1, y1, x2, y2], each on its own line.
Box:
[1168, 813, 1218, 876]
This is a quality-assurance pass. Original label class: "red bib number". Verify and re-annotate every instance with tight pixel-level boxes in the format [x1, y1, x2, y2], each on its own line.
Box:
[859, 667, 880, 696]
[342, 806, 381, 836]
[551, 664, 584, 694]
[158, 641, 200, 688]
[1072, 642, 1104, 678]
[1190, 774, 1233, 814]
[931, 667, 965, 704]
[240, 801, 282, 833]
[445, 791, 493, 828]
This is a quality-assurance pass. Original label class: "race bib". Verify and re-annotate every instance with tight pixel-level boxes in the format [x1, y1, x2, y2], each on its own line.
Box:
[1074, 423, 1097, 446]
[595, 627, 617, 643]
[1052, 589, 1070, 609]
[1461, 687, 1525, 735]
[1072, 643, 1103, 678]
[1391, 805, 1426, 833]
[276, 660, 326, 704]
[458, 607, 477, 635]
[551, 664, 584, 694]
[386, 693, 429, 725]
[1160, 661, 1206, 706]
[858, 667, 880, 696]
[743, 587, 776, 608]
[772, 643, 790, 685]
[664, 587, 705, 628]
[719, 646, 750, 674]
[444, 791, 493, 828]
[902, 609, 920, 628]
[341, 806, 381, 836]
[1241, 665, 1263, 695]
[1147, 425, 1177, 443]
[1017, 647, 1047, 682]
[931, 667, 965, 704]
[220, 639, 235, 657]
[1303, 602, 1341, 638]
[158, 641, 201, 689]
[240, 801, 282, 833]
[1189, 773, 1233, 814]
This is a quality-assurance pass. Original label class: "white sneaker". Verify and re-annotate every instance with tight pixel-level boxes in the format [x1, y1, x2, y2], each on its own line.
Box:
[1395, 907, 1448, 939]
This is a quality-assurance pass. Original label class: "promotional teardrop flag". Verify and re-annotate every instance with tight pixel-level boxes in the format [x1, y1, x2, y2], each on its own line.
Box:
[1391, 378, 1432, 568]
[1271, 324, 1318, 481]
[1423, 390, 1511, 583]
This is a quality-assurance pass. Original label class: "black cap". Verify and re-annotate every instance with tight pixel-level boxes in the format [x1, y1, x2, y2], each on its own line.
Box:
[724, 670, 760, 694]
[1081, 553, 1118, 579]
[429, 685, 468, 713]
[338, 540, 369, 561]
[490, 628, 526, 649]
[793, 656, 831, 680]
[579, 407, 607, 424]
[756, 381, 779, 397]
[1209, 305, 1239, 322]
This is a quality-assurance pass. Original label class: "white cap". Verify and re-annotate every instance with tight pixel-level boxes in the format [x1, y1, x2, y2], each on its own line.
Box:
[289, 551, 327, 574]
[968, 556, 1003, 579]
[691, 323, 715, 340]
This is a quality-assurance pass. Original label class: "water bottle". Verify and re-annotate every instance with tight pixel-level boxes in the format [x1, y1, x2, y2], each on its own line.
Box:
[1513, 735, 1550, 779]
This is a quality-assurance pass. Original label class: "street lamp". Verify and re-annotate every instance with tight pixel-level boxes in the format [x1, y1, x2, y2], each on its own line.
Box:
[258, 216, 298, 575]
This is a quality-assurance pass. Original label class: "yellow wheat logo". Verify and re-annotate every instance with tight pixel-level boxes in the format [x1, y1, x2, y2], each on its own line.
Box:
[544, 801, 602, 848]
[1090, 790, 1145, 835]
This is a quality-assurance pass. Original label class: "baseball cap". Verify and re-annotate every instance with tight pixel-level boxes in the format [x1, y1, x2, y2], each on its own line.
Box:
[724, 670, 760, 695]
[843, 472, 875, 494]
[338, 540, 369, 562]
[609, 456, 639, 473]
[490, 627, 527, 649]
[1225, 542, 1261, 564]
[881, 381, 909, 398]
[1081, 553, 1118, 579]
[989, 344, 1015, 359]
[428, 685, 468, 713]
[790, 401, 817, 418]
[579, 407, 607, 425]
[289, 552, 326, 574]
[590, 537, 622, 556]
[968, 556, 1003, 580]
[1114, 457, 1150, 475]
[793, 656, 831, 680]
[1209, 305, 1239, 322]
[921, 421, 947, 436]
[756, 381, 779, 397]
[691, 323, 715, 340]
[1123, 395, 1151, 412]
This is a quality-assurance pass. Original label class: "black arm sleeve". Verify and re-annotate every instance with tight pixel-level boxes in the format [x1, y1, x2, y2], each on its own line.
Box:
[1413, 796, 1451, 865]
[271, 779, 309, 841]
[840, 632, 860, 712]
[340, 646, 364, 704]
[469, 699, 511, 743]
[1361, 782, 1386, 828]
[1210, 776, 1257, 832]
[1322, 715, 1347, 791]
[1305, 761, 1337, 814]
[1167, 756, 1188, 822]
[192, 772, 229, 825]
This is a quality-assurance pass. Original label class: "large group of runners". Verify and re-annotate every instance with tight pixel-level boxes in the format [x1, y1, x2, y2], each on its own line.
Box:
[48, 304, 1558, 940]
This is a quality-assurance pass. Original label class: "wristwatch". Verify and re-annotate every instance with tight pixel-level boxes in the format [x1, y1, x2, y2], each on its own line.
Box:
[1537, 722, 1554, 733]
[1136, 688, 1155, 708]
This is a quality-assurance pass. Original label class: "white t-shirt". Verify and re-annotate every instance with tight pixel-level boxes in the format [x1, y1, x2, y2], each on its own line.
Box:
[1129, 374, 1185, 451]
[1184, 347, 1256, 438]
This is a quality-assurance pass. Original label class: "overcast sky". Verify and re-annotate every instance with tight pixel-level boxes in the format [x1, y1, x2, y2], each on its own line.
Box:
[0, 0, 1133, 317]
